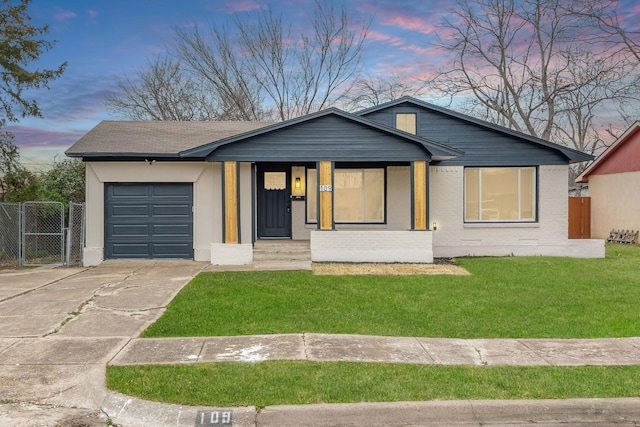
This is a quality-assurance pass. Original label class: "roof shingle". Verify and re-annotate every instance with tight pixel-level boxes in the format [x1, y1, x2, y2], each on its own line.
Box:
[65, 120, 273, 156]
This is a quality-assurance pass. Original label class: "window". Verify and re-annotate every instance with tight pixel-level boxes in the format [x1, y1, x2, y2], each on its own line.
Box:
[396, 113, 416, 134]
[263, 172, 286, 190]
[306, 168, 385, 223]
[335, 169, 384, 222]
[306, 168, 317, 222]
[465, 167, 536, 222]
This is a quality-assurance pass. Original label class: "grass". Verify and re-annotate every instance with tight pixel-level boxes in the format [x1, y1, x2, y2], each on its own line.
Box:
[106, 362, 640, 407]
[143, 244, 640, 339]
[107, 244, 640, 406]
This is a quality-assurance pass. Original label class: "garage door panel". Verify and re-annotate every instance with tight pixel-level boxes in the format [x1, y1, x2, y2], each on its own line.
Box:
[105, 183, 193, 259]
[152, 243, 192, 256]
[152, 185, 192, 197]
[110, 243, 151, 257]
[152, 204, 192, 217]
[110, 184, 151, 197]
[151, 224, 192, 237]
[110, 224, 150, 237]
[111, 205, 150, 217]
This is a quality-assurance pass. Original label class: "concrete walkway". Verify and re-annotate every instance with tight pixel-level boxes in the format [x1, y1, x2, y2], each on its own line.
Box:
[1, 262, 640, 426]
[111, 334, 640, 366]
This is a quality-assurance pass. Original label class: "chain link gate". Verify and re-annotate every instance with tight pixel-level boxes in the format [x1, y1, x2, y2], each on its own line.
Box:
[0, 201, 85, 268]
[66, 202, 85, 266]
[21, 201, 65, 266]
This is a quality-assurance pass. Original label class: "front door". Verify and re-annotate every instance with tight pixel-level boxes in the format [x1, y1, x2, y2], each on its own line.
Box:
[257, 167, 292, 238]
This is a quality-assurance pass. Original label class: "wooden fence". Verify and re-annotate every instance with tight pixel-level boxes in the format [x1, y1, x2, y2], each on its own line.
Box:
[568, 197, 591, 239]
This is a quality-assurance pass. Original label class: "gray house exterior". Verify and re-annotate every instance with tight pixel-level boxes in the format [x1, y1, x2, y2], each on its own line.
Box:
[66, 97, 604, 266]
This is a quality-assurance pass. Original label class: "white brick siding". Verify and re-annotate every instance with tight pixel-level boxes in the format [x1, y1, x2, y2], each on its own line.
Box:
[430, 165, 604, 258]
[211, 243, 253, 265]
[311, 230, 433, 263]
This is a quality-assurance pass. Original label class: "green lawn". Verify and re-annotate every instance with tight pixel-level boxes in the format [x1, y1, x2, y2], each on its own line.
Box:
[109, 244, 640, 406]
[106, 362, 640, 407]
[143, 244, 640, 339]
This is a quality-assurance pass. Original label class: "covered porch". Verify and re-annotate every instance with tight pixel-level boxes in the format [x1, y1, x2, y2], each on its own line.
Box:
[211, 160, 435, 265]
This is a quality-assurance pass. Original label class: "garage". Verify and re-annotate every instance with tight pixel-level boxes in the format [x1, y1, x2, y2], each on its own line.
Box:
[105, 183, 194, 259]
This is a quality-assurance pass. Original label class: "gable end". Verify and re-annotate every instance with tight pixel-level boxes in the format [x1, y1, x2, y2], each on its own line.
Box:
[359, 97, 593, 165]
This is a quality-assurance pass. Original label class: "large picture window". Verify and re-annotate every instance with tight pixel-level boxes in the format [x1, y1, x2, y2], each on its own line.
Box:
[465, 167, 536, 222]
[335, 169, 384, 222]
[306, 168, 385, 223]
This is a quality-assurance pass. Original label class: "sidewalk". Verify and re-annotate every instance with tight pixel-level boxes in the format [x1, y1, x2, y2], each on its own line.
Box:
[110, 333, 640, 366]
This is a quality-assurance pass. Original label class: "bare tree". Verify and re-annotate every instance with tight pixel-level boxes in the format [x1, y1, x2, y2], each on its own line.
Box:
[554, 50, 636, 154]
[106, 56, 220, 121]
[567, 0, 640, 64]
[107, 1, 368, 122]
[173, 24, 265, 121]
[564, 0, 640, 140]
[174, 0, 370, 121]
[341, 74, 428, 111]
[428, 0, 640, 155]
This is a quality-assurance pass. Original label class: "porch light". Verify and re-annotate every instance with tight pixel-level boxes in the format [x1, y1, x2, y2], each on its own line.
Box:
[291, 166, 306, 199]
[432, 221, 438, 231]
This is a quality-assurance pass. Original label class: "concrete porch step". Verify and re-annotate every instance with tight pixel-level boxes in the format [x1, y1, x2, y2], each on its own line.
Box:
[252, 260, 312, 271]
[253, 240, 311, 262]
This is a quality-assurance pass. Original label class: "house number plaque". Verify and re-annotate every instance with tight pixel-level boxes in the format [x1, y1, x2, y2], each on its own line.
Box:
[319, 185, 333, 192]
[195, 410, 233, 426]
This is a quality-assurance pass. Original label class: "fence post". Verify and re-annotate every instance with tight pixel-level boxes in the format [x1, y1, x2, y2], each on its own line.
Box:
[0, 202, 21, 269]
[19, 202, 24, 267]
[65, 227, 71, 267]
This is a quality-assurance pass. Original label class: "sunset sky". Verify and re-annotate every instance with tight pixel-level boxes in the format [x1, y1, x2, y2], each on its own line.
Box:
[9, 0, 640, 170]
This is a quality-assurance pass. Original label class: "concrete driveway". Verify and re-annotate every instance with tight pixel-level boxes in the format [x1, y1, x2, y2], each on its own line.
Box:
[1, 262, 640, 426]
[0, 260, 207, 426]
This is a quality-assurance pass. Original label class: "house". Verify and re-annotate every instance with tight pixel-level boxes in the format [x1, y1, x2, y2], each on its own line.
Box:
[65, 97, 604, 266]
[576, 121, 640, 239]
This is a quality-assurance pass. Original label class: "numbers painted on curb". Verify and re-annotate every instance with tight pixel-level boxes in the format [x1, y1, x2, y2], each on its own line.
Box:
[195, 410, 233, 426]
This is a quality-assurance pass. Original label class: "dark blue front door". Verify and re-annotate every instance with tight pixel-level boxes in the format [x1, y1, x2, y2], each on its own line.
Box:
[257, 168, 291, 238]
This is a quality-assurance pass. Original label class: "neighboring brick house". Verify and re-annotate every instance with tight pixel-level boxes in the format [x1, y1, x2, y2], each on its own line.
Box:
[66, 97, 603, 266]
[576, 121, 640, 239]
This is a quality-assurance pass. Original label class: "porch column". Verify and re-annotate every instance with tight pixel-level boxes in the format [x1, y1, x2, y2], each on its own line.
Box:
[319, 160, 333, 230]
[412, 160, 428, 230]
[223, 161, 239, 243]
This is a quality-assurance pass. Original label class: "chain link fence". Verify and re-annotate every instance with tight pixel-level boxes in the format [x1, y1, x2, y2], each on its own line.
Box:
[0, 201, 85, 269]
[0, 203, 21, 269]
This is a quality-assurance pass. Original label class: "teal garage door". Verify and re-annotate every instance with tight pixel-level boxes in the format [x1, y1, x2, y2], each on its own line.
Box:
[105, 183, 193, 259]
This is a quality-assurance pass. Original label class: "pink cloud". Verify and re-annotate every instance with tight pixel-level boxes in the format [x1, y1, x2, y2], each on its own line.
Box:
[53, 9, 76, 22]
[356, 2, 441, 35]
[367, 29, 405, 47]
[399, 43, 446, 57]
[88, 10, 98, 18]
[380, 15, 436, 35]
[224, 0, 267, 13]
[7, 125, 88, 168]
